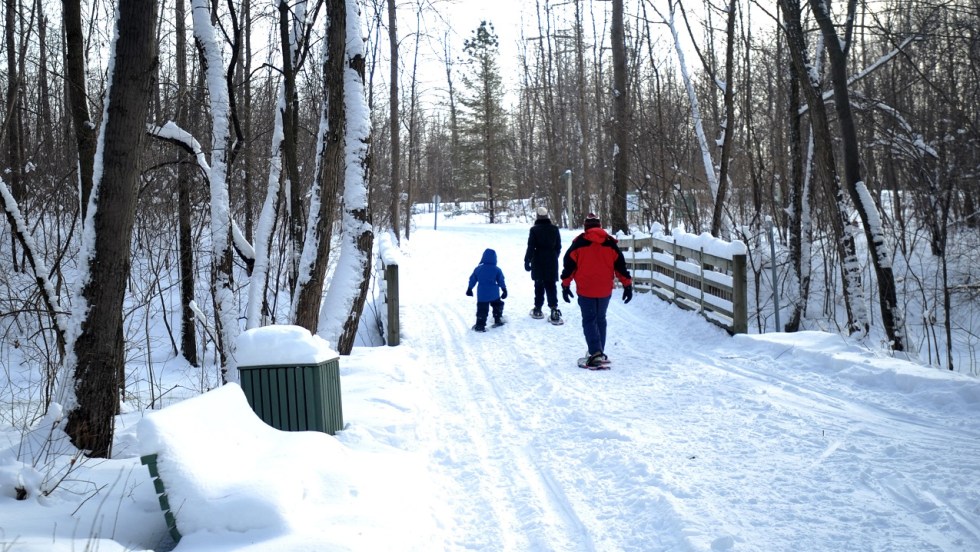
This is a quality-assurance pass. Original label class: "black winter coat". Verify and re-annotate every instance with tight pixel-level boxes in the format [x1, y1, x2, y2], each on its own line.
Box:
[524, 218, 561, 281]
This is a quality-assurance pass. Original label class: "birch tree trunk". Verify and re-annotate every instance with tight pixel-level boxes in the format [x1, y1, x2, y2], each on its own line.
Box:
[66, 0, 157, 457]
[665, 1, 718, 231]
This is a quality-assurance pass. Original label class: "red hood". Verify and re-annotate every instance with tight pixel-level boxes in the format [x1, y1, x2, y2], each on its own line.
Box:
[583, 227, 615, 244]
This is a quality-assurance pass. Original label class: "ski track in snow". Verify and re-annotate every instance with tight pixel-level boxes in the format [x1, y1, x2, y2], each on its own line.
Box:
[394, 221, 980, 552]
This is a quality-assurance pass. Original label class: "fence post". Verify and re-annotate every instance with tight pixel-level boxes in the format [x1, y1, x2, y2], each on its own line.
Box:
[671, 240, 678, 295]
[698, 247, 706, 313]
[732, 253, 748, 334]
[384, 263, 400, 346]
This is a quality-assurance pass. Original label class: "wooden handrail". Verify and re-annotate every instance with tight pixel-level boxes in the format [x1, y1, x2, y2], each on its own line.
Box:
[620, 233, 747, 334]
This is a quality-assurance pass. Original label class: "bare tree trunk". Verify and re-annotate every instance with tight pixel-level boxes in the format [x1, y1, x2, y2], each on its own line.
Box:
[62, 0, 97, 219]
[710, 0, 737, 238]
[784, 35, 808, 333]
[6, 0, 24, 271]
[574, 0, 593, 219]
[388, 0, 400, 241]
[335, 0, 374, 352]
[443, 34, 459, 205]
[741, 3, 764, 230]
[610, 0, 628, 234]
[405, 8, 422, 240]
[293, 0, 345, 332]
[37, 0, 52, 154]
[66, 0, 157, 457]
[590, 4, 609, 225]
[779, 0, 864, 335]
[239, 0, 255, 247]
[810, 0, 905, 350]
[174, 0, 197, 366]
[279, 0, 303, 293]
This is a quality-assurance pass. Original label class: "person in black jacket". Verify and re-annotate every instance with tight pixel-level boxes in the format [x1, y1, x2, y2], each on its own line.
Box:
[524, 206, 563, 324]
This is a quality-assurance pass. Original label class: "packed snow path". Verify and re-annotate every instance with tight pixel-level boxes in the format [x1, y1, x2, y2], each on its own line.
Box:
[387, 217, 980, 552]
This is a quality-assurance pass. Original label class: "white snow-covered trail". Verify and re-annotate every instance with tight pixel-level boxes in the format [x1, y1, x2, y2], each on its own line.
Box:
[388, 217, 980, 552]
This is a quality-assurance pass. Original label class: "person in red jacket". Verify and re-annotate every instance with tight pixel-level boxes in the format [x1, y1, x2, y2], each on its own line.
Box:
[560, 213, 633, 367]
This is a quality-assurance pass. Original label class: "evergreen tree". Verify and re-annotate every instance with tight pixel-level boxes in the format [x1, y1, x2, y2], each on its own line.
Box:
[459, 21, 508, 222]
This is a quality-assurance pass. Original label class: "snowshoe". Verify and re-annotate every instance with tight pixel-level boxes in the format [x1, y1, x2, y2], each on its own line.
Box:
[492, 317, 505, 328]
[472, 324, 487, 333]
[530, 308, 544, 319]
[577, 352, 610, 370]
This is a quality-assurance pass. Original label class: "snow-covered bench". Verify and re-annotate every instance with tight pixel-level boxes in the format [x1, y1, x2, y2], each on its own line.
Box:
[137, 382, 352, 545]
[138, 325, 351, 544]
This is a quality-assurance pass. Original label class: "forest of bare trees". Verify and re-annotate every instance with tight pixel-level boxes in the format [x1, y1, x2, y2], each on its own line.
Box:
[1, 0, 979, 454]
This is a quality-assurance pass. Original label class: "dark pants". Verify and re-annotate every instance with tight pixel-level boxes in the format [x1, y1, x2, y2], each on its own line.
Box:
[475, 299, 505, 327]
[533, 279, 558, 310]
[577, 295, 611, 354]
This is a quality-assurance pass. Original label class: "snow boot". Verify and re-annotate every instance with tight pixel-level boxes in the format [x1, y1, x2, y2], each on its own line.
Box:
[549, 308, 564, 325]
[492, 317, 505, 328]
[472, 324, 487, 333]
[530, 307, 544, 319]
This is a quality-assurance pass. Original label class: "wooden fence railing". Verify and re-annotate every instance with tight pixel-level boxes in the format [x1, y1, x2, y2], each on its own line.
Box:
[619, 232, 747, 334]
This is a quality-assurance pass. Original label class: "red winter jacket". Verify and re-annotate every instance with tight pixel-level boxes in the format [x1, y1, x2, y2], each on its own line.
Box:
[560, 227, 633, 298]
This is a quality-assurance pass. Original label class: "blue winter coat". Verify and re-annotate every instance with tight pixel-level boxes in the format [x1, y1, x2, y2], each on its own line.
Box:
[468, 248, 507, 302]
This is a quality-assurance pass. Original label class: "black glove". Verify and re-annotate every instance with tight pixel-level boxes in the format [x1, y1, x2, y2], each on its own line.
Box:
[524, 261, 532, 272]
[623, 284, 633, 304]
[562, 286, 574, 303]
[466, 288, 473, 297]
[501, 288, 508, 300]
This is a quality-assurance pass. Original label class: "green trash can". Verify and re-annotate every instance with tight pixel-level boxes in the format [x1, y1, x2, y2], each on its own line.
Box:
[239, 357, 344, 435]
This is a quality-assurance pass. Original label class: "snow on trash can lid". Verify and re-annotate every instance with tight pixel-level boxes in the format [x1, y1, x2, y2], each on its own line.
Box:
[236, 325, 338, 366]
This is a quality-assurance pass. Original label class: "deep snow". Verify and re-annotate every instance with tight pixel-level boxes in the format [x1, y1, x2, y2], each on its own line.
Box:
[2, 213, 980, 551]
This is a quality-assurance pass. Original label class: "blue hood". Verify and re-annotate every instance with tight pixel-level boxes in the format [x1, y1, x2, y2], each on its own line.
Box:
[480, 248, 497, 265]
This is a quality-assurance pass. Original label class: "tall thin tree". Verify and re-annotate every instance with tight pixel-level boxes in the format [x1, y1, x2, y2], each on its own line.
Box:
[62, 0, 97, 219]
[779, 0, 866, 335]
[388, 0, 400, 241]
[174, 0, 197, 366]
[810, 0, 905, 350]
[610, 0, 629, 234]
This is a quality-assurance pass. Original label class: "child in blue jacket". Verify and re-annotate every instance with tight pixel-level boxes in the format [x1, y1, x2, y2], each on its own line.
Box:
[466, 248, 508, 332]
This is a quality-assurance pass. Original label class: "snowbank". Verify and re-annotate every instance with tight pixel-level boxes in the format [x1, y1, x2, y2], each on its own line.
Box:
[733, 331, 980, 414]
